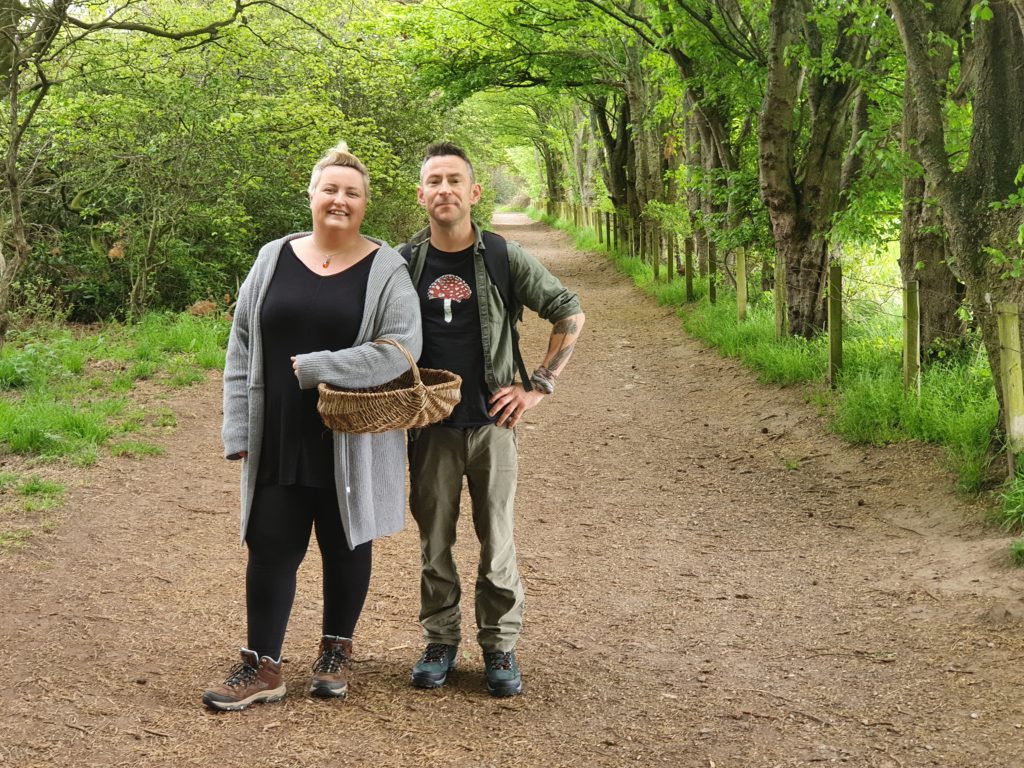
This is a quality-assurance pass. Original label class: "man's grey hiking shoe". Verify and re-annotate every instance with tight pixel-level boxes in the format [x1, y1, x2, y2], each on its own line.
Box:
[411, 643, 458, 688]
[484, 650, 522, 697]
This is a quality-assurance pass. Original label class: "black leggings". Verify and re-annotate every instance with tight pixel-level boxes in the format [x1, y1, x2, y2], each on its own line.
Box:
[245, 484, 372, 659]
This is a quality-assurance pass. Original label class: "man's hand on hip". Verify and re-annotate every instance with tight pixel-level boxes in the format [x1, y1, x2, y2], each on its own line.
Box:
[488, 384, 545, 429]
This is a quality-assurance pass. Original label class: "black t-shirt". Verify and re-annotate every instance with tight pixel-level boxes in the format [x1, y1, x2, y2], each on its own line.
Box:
[257, 242, 377, 486]
[417, 243, 493, 427]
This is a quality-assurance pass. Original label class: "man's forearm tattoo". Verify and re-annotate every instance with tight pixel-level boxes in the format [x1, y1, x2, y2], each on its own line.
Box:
[552, 317, 578, 336]
[548, 342, 576, 373]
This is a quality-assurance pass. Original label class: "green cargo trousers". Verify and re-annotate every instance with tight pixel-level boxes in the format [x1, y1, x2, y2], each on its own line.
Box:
[409, 423, 524, 653]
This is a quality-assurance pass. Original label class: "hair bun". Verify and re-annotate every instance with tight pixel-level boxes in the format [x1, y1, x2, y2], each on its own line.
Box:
[333, 141, 351, 154]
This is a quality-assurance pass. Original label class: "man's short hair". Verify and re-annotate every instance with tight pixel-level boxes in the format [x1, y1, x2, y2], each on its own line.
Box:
[421, 141, 475, 183]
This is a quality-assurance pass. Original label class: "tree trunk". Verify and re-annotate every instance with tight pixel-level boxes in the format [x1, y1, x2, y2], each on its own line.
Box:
[591, 96, 630, 212]
[900, 80, 965, 355]
[892, 0, 1024, 418]
[537, 139, 565, 206]
[682, 110, 710, 277]
[623, 42, 663, 254]
[758, 0, 866, 338]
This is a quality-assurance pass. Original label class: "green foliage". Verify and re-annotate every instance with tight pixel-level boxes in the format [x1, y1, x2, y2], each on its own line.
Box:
[18, 476, 65, 513]
[0, 529, 33, 551]
[0, 312, 229, 463]
[12, 0, 460, 323]
[0, 471, 65, 550]
[831, 354, 996, 493]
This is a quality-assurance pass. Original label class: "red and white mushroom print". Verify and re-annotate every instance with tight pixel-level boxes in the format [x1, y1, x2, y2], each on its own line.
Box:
[427, 275, 472, 323]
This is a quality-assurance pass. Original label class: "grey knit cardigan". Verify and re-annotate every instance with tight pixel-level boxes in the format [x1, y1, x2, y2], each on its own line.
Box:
[221, 233, 423, 547]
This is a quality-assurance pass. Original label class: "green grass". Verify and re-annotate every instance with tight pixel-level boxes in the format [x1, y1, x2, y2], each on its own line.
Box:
[0, 528, 32, 550]
[0, 474, 65, 544]
[109, 440, 165, 458]
[0, 311, 230, 465]
[682, 299, 827, 386]
[19, 476, 64, 496]
[1011, 538, 1024, 566]
[153, 410, 177, 428]
[18, 475, 65, 513]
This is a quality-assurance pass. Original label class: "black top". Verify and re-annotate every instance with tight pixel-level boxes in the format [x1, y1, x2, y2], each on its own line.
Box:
[257, 241, 377, 486]
[417, 243, 493, 427]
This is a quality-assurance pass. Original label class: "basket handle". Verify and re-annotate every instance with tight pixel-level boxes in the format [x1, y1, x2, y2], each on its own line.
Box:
[375, 338, 420, 385]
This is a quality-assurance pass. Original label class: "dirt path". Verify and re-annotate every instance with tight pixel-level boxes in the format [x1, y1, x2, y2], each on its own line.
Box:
[3, 213, 1024, 767]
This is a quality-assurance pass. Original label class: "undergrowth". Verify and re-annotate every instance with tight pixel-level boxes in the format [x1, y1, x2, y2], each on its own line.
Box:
[0, 312, 229, 463]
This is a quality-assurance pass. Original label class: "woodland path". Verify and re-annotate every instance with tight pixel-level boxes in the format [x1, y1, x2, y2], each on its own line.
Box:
[3, 213, 1024, 767]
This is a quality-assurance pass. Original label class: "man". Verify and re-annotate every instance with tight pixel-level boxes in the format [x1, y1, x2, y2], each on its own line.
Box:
[403, 142, 585, 697]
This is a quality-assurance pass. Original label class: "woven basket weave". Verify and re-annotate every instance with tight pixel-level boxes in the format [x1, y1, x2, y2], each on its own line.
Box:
[317, 338, 462, 434]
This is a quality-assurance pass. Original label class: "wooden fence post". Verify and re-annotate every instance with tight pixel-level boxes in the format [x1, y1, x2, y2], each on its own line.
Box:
[652, 226, 661, 281]
[666, 232, 675, 283]
[684, 236, 694, 302]
[736, 247, 747, 322]
[708, 239, 717, 305]
[998, 303, 1024, 476]
[903, 280, 921, 395]
[774, 255, 787, 340]
[827, 263, 843, 388]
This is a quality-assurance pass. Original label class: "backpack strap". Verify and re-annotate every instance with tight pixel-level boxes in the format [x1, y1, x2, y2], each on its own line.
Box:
[481, 231, 533, 392]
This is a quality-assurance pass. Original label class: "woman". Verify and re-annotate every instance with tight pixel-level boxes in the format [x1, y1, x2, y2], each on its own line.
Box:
[202, 143, 421, 711]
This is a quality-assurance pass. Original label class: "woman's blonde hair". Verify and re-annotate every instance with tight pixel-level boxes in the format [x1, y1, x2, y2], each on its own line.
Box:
[307, 141, 370, 197]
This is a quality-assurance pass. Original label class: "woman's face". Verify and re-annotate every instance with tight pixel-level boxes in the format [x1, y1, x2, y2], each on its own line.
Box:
[309, 165, 368, 237]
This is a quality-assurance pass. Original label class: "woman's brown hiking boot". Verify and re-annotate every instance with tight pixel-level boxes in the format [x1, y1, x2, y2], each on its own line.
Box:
[310, 635, 353, 699]
[202, 649, 285, 712]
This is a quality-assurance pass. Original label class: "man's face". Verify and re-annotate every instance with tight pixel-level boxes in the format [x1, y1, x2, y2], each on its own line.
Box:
[418, 154, 481, 227]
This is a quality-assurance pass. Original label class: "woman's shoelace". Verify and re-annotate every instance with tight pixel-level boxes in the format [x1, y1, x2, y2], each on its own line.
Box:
[224, 661, 259, 688]
[313, 648, 350, 673]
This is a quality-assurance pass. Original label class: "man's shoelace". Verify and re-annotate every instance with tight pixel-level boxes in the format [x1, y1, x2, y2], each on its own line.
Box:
[485, 652, 514, 671]
[313, 648, 350, 674]
[421, 643, 453, 663]
[223, 661, 259, 689]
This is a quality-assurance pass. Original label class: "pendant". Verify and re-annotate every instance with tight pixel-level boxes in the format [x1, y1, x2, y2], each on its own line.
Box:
[321, 258, 331, 269]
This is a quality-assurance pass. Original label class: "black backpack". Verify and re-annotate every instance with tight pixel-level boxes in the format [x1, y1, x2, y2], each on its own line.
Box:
[401, 231, 532, 392]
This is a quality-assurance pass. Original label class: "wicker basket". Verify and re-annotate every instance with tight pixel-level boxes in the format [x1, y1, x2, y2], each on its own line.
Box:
[317, 338, 462, 434]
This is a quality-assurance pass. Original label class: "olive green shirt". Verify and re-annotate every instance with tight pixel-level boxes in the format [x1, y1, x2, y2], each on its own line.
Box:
[403, 223, 582, 392]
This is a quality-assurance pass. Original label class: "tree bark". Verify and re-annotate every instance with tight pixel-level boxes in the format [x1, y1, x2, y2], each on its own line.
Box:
[591, 96, 630, 212]
[899, 76, 964, 356]
[891, 0, 1024, 417]
[623, 42, 662, 254]
[758, 0, 866, 338]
